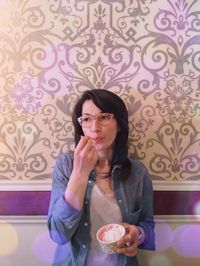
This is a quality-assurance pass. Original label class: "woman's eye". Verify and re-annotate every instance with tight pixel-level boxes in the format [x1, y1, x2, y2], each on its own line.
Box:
[83, 117, 89, 122]
[100, 114, 109, 120]
[83, 117, 90, 122]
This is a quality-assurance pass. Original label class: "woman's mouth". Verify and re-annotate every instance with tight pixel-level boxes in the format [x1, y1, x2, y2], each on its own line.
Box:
[92, 137, 104, 144]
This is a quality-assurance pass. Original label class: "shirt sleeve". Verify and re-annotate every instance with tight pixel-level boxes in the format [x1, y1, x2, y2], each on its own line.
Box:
[138, 167, 155, 250]
[47, 153, 84, 245]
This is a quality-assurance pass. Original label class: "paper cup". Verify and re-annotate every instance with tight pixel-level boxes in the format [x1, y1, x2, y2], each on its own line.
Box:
[96, 223, 125, 254]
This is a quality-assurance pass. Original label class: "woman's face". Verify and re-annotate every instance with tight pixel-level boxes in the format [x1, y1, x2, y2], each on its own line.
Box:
[81, 100, 118, 154]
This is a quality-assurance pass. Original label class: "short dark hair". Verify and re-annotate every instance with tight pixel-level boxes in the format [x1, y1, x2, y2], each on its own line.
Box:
[72, 89, 131, 180]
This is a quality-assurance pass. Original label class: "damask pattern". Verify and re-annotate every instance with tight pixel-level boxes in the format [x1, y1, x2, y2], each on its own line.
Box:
[0, 0, 200, 187]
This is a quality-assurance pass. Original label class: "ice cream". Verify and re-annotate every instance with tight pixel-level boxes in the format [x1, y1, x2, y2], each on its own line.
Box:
[96, 223, 125, 254]
[98, 224, 125, 242]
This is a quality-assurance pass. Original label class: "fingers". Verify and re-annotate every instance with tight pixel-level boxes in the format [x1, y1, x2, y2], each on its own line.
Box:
[82, 138, 97, 159]
[117, 241, 138, 257]
[119, 223, 138, 243]
[75, 136, 91, 151]
[75, 136, 94, 156]
[74, 136, 98, 174]
[117, 223, 139, 257]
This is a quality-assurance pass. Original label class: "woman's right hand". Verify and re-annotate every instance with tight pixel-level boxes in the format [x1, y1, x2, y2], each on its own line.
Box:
[64, 136, 98, 210]
[73, 136, 98, 177]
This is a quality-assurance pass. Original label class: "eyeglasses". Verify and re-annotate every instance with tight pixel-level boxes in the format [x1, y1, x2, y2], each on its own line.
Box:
[77, 113, 114, 128]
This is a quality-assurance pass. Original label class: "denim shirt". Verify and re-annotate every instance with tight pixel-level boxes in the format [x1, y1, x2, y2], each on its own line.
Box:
[47, 152, 155, 266]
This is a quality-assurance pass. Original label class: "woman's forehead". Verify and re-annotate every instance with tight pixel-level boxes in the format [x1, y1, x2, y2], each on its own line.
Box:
[82, 100, 102, 114]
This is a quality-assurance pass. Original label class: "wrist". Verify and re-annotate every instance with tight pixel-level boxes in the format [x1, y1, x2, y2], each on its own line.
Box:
[71, 170, 89, 182]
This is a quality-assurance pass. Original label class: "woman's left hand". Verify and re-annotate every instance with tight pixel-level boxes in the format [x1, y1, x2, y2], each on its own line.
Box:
[116, 223, 139, 257]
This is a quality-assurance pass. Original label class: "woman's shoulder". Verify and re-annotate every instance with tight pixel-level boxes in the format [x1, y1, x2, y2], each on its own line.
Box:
[128, 156, 147, 169]
[54, 151, 74, 173]
[128, 156, 150, 179]
[57, 151, 74, 162]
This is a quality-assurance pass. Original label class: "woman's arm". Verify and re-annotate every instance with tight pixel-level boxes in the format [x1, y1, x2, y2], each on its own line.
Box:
[47, 153, 82, 245]
[137, 169, 155, 250]
[47, 136, 98, 245]
[64, 136, 98, 210]
[117, 166, 155, 256]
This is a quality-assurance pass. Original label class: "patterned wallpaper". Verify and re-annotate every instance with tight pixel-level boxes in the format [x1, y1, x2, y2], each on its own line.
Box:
[0, 0, 200, 190]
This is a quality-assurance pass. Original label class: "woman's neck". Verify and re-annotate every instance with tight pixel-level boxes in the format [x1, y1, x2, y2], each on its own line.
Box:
[97, 149, 112, 163]
[95, 158, 111, 180]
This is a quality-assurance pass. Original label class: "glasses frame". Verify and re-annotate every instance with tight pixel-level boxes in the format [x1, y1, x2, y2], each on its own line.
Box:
[77, 113, 114, 128]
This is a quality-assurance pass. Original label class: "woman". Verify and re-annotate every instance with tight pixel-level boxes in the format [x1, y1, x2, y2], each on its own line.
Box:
[47, 89, 155, 266]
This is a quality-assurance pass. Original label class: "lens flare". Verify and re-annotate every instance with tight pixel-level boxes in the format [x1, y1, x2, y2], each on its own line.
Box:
[193, 201, 200, 216]
[155, 221, 173, 251]
[32, 230, 56, 264]
[172, 224, 200, 257]
[0, 221, 18, 256]
[33, 230, 74, 264]
[149, 254, 172, 266]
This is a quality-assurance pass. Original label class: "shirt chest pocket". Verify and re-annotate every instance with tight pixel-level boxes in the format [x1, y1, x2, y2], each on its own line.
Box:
[128, 203, 142, 224]
[126, 183, 142, 224]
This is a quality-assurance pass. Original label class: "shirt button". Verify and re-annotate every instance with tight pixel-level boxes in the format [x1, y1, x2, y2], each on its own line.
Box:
[88, 180, 92, 184]
[85, 201, 88, 205]
[84, 222, 88, 227]
[82, 244, 86, 248]
[118, 199, 122, 203]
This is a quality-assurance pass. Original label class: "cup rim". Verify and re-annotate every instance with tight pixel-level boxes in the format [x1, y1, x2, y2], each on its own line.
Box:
[96, 223, 125, 244]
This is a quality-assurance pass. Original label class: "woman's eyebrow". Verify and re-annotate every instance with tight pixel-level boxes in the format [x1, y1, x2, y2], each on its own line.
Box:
[81, 112, 91, 116]
[82, 112, 102, 115]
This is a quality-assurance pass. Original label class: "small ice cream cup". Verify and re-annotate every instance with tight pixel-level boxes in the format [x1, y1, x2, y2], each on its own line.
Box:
[96, 223, 126, 254]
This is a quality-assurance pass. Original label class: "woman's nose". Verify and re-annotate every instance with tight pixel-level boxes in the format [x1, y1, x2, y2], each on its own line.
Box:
[90, 119, 100, 131]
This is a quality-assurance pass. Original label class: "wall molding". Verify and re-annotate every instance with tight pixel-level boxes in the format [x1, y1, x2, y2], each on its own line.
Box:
[0, 180, 199, 192]
[0, 190, 199, 216]
[153, 190, 200, 215]
[153, 181, 200, 191]
[0, 215, 47, 223]
[1, 215, 200, 224]
[0, 181, 51, 191]
[155, 215, 200, 223]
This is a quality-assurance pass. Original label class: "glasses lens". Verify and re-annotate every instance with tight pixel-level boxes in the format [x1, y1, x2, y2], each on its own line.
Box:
[78, 113, 113, 127]
[97, 113, 112, 124]
[78, 115, 91, 127]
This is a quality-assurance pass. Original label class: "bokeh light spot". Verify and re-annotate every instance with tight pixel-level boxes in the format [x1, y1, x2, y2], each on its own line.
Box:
[155, 221, 173, 251]
[149, 254, 172, 266]
[172, 224, 200, 257]
[32, 230, 56, 264]
[193, 200, 200, 215]
[0, 221, 18, 256]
